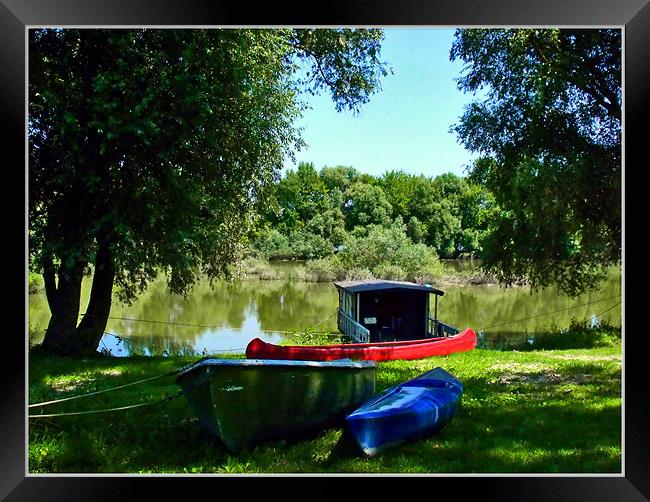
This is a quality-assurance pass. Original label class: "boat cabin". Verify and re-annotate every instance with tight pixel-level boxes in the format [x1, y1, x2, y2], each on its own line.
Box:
[334, 280, 457, 343]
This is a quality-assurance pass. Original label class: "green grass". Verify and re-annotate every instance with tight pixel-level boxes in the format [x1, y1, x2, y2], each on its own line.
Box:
[28, 341, 621, 474]
[279, 329, 347, 346]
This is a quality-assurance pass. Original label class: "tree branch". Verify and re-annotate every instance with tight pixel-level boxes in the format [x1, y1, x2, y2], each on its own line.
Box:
[581, 57, 621, 120]
[530, 34, 621, 122]
[286, 40, 338, 90]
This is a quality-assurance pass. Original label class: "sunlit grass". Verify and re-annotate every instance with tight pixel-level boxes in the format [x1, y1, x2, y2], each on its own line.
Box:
[28, 341, 621, 474]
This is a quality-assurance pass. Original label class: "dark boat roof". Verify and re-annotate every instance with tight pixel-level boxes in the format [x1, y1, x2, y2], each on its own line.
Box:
[334, 280, 445, 296]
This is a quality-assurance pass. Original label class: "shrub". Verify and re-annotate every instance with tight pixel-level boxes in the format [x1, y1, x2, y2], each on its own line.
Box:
[281, 329, 346, 345]
[28, 272, 44, 294]
[344, 267, 374, 281]
[334, 218, 444, 282]
[304, 258, 339, 282]
[289, 230, 332, 260]
[253, 228, 293, 260]
[374, 263, 407, 281]
[525, 318, 621, 350]
[252, 228, 333, 261]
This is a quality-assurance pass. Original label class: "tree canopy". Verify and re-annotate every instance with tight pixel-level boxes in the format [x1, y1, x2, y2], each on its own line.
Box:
[253, 163, 495, 262]
[450, 28, 621, 296]
[29, 28, 389, 355]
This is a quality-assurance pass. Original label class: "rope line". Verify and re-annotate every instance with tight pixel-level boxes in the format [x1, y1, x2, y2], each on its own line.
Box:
[305, 311, 337, 330]
[81, 294, 620, 334]
[29, 368, 183, 408]
[79, 311, 340, 335]
[476, 294, 621, 332]
[30, 298, 623, 417]
[29, 391, 184, 418]
[29, 363, 211, 419]
[589, 301, 622, 320]
[105, 328, 342, 337]
[102, 295, 620, 348]
[78, 313, 228, 329]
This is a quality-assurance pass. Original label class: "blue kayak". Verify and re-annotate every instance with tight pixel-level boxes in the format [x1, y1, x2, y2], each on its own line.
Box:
[344, 367, 463, 456]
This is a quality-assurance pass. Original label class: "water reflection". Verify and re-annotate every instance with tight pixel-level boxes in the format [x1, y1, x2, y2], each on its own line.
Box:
[28, 263, 621, 356]
[438, 267, 621, 350]
[439, 259, 483, 273]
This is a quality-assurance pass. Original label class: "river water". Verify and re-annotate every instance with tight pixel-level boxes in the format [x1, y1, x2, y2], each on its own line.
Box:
[28, 262, 622, 356]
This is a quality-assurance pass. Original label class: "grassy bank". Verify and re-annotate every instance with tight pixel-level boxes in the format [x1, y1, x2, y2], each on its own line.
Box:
[241, 256, 499, 286]
[29, 337, 621, 474]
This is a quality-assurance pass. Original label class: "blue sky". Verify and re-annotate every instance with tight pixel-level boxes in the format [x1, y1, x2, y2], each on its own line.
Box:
[284, 28, 480, 178]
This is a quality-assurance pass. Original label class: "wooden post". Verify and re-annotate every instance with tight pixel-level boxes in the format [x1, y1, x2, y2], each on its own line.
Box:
[434, 295, 438, 322]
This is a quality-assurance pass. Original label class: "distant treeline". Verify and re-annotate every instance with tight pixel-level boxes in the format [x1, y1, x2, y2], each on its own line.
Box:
[250, 162, 499, 264]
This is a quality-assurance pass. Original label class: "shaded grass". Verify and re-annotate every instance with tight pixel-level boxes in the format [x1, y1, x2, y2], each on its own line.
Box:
[28, 344, 621, 474]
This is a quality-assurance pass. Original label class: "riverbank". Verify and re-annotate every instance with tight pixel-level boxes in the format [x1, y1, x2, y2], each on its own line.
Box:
[241, 256, 505, 286]
[29, 332, 621, 474]
[26, 258, 498, 297]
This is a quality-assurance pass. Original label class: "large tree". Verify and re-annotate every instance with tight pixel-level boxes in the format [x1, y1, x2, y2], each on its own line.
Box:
[29, 28, 388, 355]
[450, 28, 621, 295]
[267, 162, 329, 232]
[342, 181, 393, 230]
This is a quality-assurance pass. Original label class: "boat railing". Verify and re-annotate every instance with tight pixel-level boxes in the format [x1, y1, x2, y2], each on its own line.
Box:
[427, 317, 460, 338]
[338, 309, 370, 343]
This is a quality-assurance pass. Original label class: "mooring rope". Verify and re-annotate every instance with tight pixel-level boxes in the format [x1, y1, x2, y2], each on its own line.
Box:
[82, 294, 619, 336]
[588, 301, 622, 320]
[99, 294, 619, 350]
[28, 371, 178, 409]
[28, 390, 184, 418]
[79, 311, 340, 336]
[476, 294, 621, 332]
[26, 356, 204, 409]
[28, 360, 213, 419]
[306, 311, 338, 330]
[29, 295, 622, 416]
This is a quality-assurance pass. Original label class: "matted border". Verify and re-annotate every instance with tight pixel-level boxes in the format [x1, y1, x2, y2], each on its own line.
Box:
[6, 0, 647, 499]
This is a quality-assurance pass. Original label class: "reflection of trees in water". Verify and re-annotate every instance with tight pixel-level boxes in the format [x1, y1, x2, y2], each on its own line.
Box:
[104, 334, 198, 357]
[103, 276, 340, 355]
[440, 259, 482, 274]
[443, 270, 621, 344]
[107, 278, 251, 346]
[32, 265, 621, 355]
[253, 280, 338, 332]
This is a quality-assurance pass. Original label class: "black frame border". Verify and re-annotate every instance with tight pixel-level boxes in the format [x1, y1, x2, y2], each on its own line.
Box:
[5, 0, 647, 499]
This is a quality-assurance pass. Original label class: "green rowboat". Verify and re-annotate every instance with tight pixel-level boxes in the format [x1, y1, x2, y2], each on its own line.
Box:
[176, 357, 377, 452]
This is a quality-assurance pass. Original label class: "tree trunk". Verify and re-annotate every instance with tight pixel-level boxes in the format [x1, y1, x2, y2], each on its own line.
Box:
[76, 243, 115, 356]
[41, 258, 85, 355]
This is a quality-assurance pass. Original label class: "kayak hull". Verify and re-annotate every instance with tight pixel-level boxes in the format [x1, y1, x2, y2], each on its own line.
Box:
[345, 367, 463, 456]
[245, 328, 477, 362]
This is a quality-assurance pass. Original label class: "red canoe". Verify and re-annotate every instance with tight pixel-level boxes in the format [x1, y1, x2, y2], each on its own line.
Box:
[245, 328, 477, 362]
